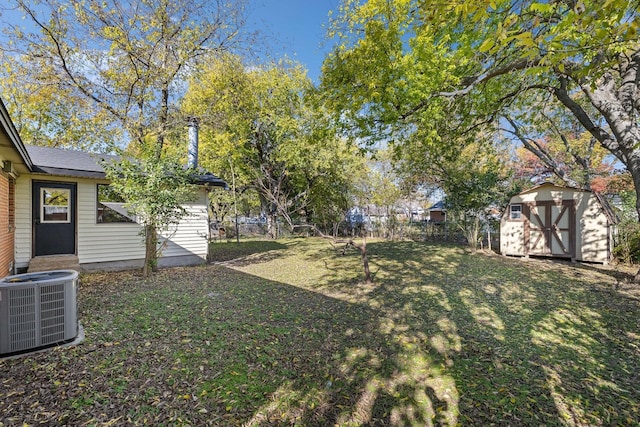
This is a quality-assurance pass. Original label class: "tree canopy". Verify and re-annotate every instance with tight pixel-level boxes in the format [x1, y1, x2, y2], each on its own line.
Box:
[321, 0, 640, 214]
[183, 55, 366, 238]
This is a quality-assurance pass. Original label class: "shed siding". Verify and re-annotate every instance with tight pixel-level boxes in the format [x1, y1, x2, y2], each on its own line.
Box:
[577, 192, 610, 263]
[500, 217, 525, 256]
[15, 174, 210, 269]
[500, 184, 611, 263]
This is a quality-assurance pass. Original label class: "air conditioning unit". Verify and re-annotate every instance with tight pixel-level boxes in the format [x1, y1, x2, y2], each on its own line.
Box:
[0, 270, 79, 356]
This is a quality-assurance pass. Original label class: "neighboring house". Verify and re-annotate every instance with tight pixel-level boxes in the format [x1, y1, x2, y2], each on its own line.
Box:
[427, 201, 447, 223]
[501, 182, 617, 263]
[0, 97, 226, 276]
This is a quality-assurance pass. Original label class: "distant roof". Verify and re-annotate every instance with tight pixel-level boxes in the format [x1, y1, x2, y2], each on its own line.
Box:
[429, 201, 446, 211]
[25, 144, 227, 187]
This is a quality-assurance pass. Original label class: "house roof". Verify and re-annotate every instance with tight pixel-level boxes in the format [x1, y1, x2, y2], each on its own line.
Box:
[27, 144, 115, 179]
[429, 200, 446, 211]
[25, 144, 228, 188]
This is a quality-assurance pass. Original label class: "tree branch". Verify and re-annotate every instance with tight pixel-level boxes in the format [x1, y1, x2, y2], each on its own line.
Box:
[553, 76, 623, 161]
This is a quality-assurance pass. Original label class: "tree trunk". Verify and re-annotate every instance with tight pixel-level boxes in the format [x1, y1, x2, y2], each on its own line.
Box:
[360, 237, 372, 284]
[266, 212, 278, 239]
[143, 224, 158, 277]
[623, 155, 640, 282]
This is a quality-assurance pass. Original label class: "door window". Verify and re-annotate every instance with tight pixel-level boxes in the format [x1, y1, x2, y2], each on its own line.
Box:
[41, 188, 71, 223]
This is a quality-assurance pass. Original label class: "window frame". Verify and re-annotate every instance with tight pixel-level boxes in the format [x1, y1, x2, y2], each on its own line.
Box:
[40, 187, 71, 224]
[509, 204, 523, 221]
[96, 184, 136, 224]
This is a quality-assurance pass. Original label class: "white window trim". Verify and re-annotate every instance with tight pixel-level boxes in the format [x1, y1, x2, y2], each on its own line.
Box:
[510, 204, 522, 220]
[41, 187, 71, 224]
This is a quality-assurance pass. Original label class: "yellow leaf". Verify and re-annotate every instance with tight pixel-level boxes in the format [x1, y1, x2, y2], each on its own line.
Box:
[479, 38, 495, 53]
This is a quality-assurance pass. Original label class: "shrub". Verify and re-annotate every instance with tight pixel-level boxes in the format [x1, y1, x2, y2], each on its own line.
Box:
[613, 220, 640, 264]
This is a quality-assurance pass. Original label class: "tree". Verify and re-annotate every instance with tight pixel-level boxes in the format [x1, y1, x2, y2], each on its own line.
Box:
[360, 150, 404, 239]
[184, 55, 364, 238]
[0, 51, 118, 151]
[2, 0, 250, 275]
[102, 151, 197, 276]
[322, 0, 640, 205]
[398, 132, 511, 249]
[322, 0, 640, 275]
[512, 131, 614, 191]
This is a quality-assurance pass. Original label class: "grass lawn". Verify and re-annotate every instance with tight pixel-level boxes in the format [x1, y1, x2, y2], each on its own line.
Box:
[1, 238, 639, 426]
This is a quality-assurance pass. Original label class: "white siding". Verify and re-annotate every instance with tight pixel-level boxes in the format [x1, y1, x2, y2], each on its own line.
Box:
[77, 179, 145, 264]
[577, 192, 610, 263]
[14, 176, 31, 269]
[15, 174, 210, 268]
[159, 190, 209, 258]
[499, 213, 525, 256]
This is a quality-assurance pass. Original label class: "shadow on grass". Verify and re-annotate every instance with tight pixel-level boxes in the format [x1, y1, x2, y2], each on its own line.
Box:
[208, 240, 288, 264]
[1, 239, 638, 426]
[241, 239, 640, 425]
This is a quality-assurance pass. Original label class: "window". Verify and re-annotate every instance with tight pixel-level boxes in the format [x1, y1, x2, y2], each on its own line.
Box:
[41, 187, 70, 223]
[510, 204, 522, 220]
[97, 184, 136, 223]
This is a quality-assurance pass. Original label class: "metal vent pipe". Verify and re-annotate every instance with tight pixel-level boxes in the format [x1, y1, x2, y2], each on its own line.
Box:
[187, 117, 199, 169]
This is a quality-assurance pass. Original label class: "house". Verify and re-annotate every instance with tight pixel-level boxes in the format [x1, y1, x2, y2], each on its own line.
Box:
[0, 99, 23, 277]
[427, 201, 447, 223]
[0, 97, 226, 276]
[500, 182, 617, 263]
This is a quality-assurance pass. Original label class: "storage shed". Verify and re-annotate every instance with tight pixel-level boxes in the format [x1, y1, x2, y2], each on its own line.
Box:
[500, 183, 617, 263]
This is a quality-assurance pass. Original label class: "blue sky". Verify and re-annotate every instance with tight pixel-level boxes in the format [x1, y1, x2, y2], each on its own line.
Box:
[0, 0, 339, 82]
[248, 0, 339, 82]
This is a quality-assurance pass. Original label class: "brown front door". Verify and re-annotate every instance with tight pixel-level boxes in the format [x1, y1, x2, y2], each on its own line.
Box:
[524, 200, 575, 259]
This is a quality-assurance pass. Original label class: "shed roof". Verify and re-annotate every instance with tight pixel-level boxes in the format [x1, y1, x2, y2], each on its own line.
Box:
[518, 181, 585, 194]
[513, 182, 618, 224]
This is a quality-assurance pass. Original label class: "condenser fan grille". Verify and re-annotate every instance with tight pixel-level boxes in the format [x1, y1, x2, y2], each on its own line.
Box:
[39, 284, 67, 345]
[9, 287, 37, 352]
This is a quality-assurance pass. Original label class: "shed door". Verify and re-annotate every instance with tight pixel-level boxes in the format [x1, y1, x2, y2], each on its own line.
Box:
[33, 182, 77, 256]
[524, 200, 575, 259]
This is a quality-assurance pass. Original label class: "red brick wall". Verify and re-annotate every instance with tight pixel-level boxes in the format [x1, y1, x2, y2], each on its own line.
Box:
[0, 172, 15, 277]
